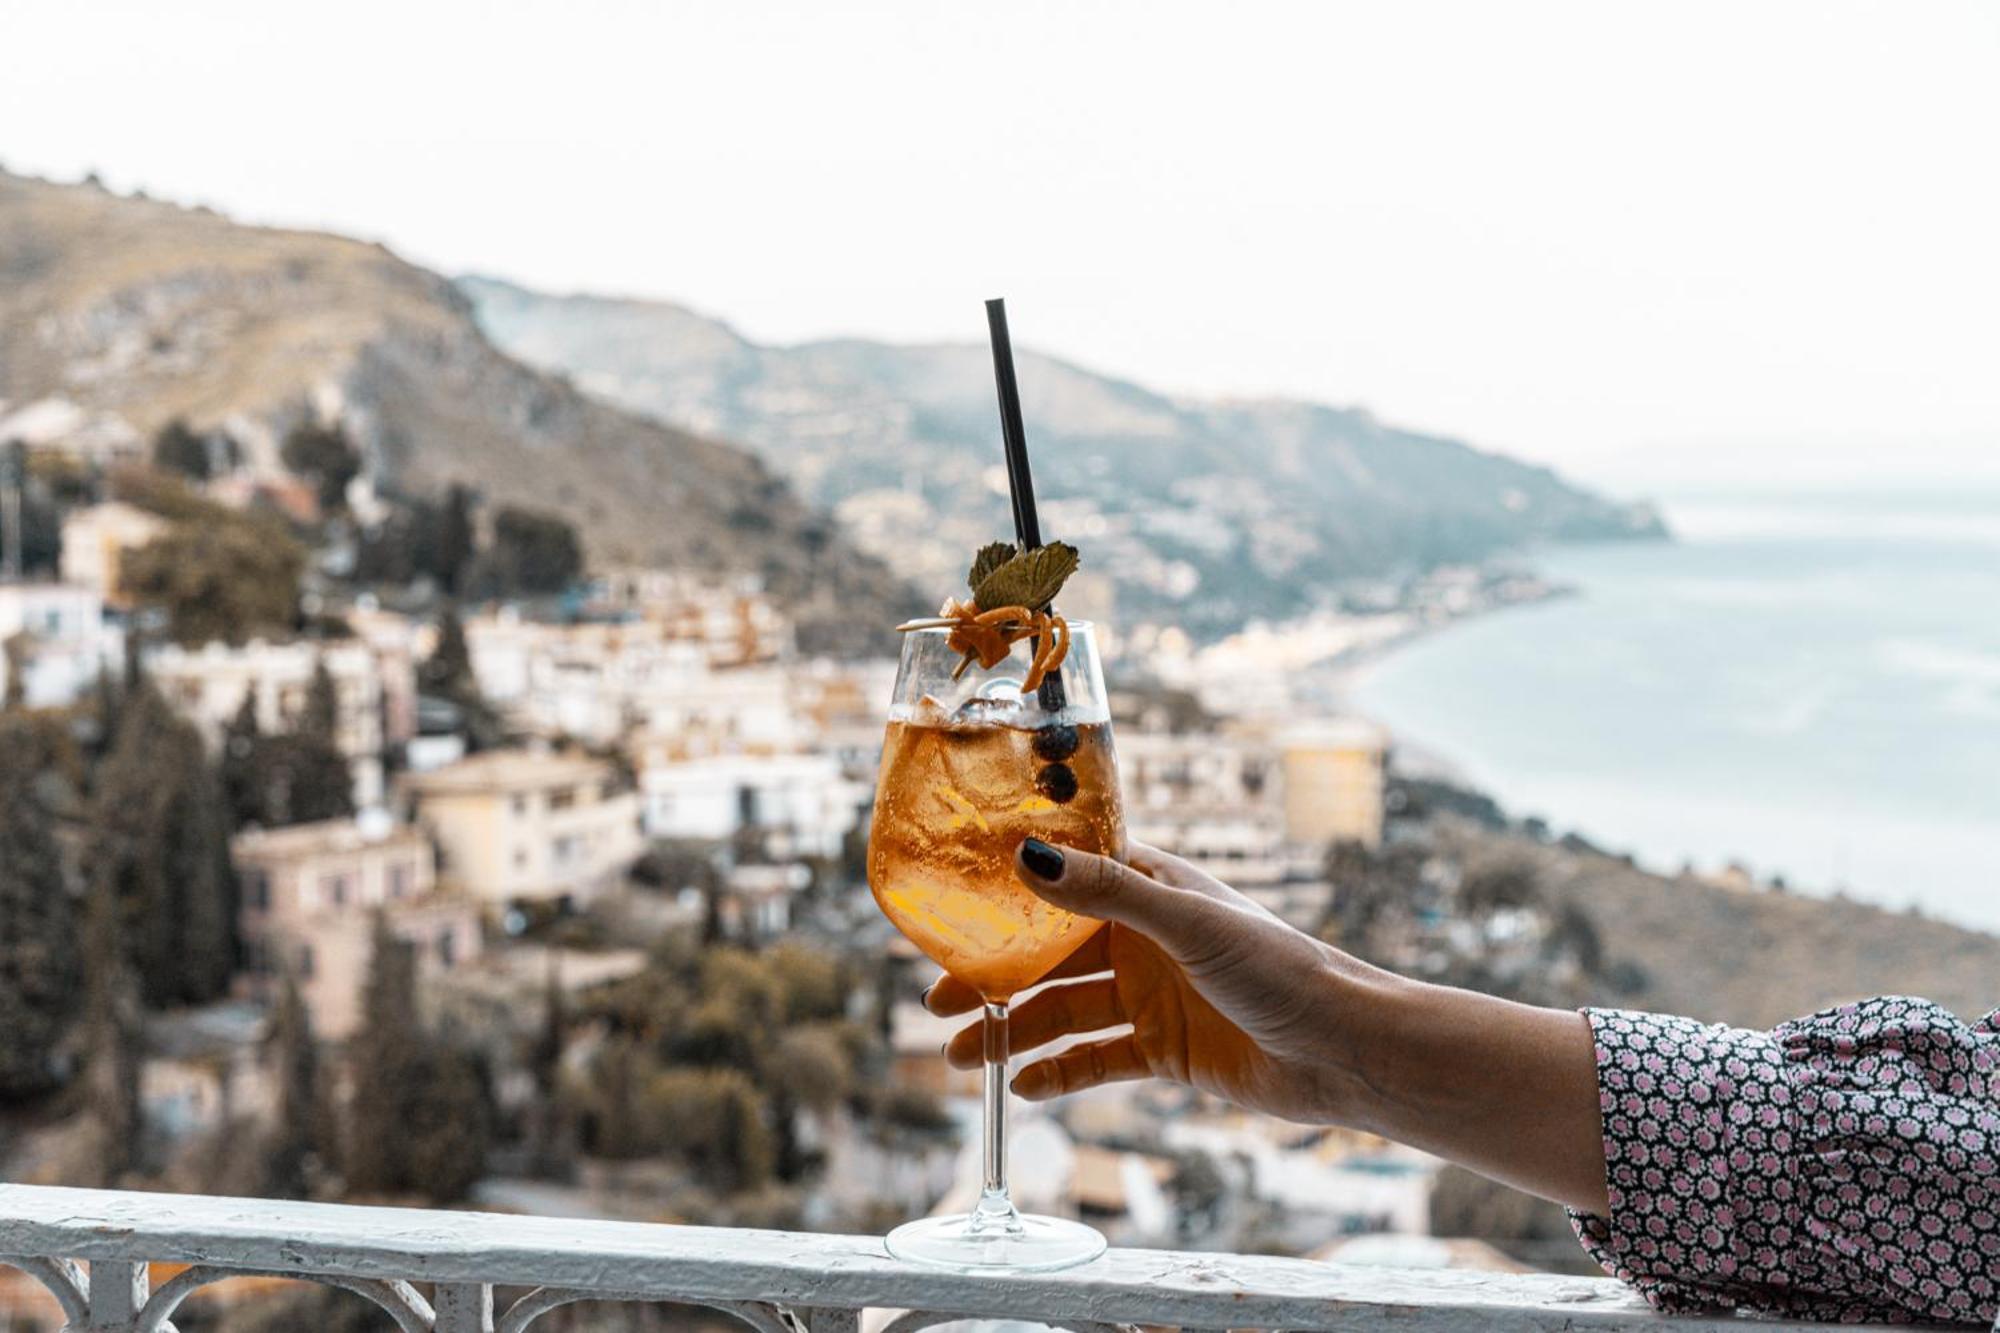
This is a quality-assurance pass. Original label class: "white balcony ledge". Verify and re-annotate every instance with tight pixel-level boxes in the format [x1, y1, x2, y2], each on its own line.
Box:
[0, 1183, 1927, 1332]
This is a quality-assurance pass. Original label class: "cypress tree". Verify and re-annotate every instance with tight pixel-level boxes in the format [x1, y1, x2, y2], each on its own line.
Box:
[303, 658, 339, 743]
[435, 484, 475, 595]
[77, 872, 144, 1186]
[221, 691, 262, 829]
[263, 972, 324, 1199]
[0, 757, 82, 1101]
[88, 675, 237, 1006]
[346, 916, 490, 1201]
[345, 914, 421, 1196]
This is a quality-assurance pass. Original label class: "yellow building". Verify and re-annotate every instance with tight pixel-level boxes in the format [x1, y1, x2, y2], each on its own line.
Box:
[398, 749, 644, 907]
[58, 500, 168, 608]
[234, 815, 480, 1040]
[1278, 718, 1390, 850]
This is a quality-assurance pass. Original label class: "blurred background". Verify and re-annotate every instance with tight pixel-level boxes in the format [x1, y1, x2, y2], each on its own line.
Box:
[0, 1, 1994, 1327]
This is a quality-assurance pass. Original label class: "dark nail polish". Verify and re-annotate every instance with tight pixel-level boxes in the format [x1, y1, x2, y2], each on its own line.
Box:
[1021, 838, 1065, 881]
[920, 982, 935, 1006]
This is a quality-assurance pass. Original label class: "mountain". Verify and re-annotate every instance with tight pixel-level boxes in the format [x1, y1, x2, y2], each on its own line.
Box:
[0, 172, 915, 652]
[461, 277, 1665, 635]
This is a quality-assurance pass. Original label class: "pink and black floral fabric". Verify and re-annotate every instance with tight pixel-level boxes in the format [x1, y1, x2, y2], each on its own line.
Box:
[1569, 997, 2000, 1326]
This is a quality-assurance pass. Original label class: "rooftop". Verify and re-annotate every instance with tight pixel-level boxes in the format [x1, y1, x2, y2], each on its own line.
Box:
[233, 813, 429, 860]
[401, 749, 615, 797]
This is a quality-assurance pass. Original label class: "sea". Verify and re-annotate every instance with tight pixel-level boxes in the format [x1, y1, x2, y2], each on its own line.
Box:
[1345, 482, 2000, 932]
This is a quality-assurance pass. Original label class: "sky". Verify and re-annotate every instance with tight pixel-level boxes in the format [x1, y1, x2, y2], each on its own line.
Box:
[4, 0, 1997, 492]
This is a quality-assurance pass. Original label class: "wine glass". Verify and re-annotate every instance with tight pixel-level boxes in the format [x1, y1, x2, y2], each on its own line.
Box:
[868, 620, 1124, 1270]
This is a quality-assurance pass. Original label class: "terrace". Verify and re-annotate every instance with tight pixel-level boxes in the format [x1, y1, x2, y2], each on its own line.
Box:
[0, 1184, 1926, 1332]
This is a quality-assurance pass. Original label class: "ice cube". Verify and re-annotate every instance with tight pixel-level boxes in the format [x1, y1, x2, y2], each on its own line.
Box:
[953, 686, 1027, 728]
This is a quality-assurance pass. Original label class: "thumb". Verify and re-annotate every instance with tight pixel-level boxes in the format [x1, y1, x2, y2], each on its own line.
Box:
[1016, 838, 1228, 965]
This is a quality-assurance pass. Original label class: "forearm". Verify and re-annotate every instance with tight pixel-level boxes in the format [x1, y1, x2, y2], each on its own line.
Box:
[1324, 962, 1609, 1213]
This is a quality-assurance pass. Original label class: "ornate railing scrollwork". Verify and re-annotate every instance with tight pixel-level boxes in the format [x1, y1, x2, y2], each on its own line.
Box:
[135, 1264, 436, 1333]
[495, 1286, 794, 1333]
[0, 1255, 91, 1328]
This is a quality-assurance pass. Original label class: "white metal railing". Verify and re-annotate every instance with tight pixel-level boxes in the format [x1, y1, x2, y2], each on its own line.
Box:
[0, 1184, 1924, 1332]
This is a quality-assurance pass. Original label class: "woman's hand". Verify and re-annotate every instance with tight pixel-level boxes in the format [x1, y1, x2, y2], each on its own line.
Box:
[922, 837, 1612, 1213]
[926, 838, 1393, 1125]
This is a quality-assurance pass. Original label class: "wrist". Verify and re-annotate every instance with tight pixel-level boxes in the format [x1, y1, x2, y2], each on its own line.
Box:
[1299, 946, 1426, 1131]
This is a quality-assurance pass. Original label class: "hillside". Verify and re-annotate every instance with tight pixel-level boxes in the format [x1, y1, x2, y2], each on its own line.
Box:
[1432, 819, 2000, 1027]
[0, 173, 917, 652]
[462, 277, 1666, 635]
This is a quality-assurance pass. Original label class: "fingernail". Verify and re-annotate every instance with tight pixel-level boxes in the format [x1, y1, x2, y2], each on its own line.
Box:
[920, 982, 935, 1008]
[1012, 1065, 1048, 1098]
[1020, 838, 1065, 882]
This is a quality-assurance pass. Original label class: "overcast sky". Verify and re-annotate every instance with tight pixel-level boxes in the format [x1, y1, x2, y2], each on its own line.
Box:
[5, 1, 1996, 490]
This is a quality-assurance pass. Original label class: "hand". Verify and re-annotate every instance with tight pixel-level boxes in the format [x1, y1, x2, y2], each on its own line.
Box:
[924, 837, 1611, 1211]
[926, 838, 1381, 1125]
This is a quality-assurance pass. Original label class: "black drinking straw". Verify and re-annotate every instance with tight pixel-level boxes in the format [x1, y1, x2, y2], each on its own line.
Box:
[986, 299, 1043, 551]
[984, 298, 1066, 709]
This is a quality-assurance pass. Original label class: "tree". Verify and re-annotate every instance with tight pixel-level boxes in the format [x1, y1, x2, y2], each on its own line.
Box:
[152, 420, 210, 481]
[524, 962, 575, 1178]
[346, 916, 491, 1201]
[420, 606, 476, 697]
[345, 916, 421, 1195]
[219, 682, 354, 832]
[221, 692, 262, 829]
[481, 506, 583, 596]
[0, 441, 61, 576]
[263, 972, 326, 1198]
[418, 605, 503, 751]
[76, 873, 145, 1186]
[88, 676, 237, 1006]
[2, 632, 26, 711]
[0, 757, 83, 1101]
[280, 421, 361, 515]
[122, 518, 305, 646]
[434, 485, 476, 595]
[303, 659, 339, 742]
[643, 1068, 773, 1192]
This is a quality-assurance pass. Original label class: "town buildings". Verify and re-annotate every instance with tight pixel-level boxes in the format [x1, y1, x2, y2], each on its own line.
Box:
[233, 813, 481, 1040]
[148, 638, 407, 807]
[0, 581, 120, 707]
[397, 749, 643, 907]
[637, 751, 865, 859]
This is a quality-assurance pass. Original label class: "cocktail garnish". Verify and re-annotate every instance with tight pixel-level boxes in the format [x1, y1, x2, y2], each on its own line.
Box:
[896, 540, 1081, 692]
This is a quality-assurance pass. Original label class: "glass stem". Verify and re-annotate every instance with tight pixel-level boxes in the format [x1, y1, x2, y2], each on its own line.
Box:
[979, 1000, 1013, 1212]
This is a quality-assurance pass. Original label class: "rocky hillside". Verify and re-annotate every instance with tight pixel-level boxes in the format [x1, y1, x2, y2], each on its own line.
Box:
[1431, 818, 2000, 1027]
[0, 172, 917, 651]
[462, 277, 1666, 635]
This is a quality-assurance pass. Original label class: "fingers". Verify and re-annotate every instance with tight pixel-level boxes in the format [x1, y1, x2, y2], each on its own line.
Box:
[1012, 1033, 1148, 1100]
[923, 927, 1113, 1018]
[944, 977, 1125, 1069]
[1016, 839, 1230, 964]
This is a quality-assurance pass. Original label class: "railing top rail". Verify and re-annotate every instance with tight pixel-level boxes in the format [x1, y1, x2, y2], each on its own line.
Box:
[0, 1184, 1925, 1331]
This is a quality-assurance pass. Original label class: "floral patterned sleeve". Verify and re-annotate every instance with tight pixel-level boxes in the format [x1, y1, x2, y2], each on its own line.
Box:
[1568, 997, 2000, 1326]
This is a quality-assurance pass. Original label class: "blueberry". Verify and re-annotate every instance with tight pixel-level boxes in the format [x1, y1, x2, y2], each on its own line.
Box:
[1035, 762, 1079, 804]
[1032, 723, 1079, 762]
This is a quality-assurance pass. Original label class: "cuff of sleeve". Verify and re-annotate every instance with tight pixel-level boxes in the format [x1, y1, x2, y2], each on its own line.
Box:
[1566, 1007, 1795, 1315]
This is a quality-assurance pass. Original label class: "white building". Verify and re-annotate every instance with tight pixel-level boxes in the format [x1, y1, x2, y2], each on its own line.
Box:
[0, 582, 120, 707]
[147, 639, 406, 807]
[637, 752, 865, 859]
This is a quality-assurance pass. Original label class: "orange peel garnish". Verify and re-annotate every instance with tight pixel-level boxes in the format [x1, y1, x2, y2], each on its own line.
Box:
[897, 598, 1071, 693]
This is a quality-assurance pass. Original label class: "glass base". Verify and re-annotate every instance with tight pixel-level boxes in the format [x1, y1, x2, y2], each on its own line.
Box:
[886, 1204, 1107, 1272]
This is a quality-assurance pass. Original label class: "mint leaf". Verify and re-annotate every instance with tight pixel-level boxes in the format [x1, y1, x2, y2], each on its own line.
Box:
[973, 541, 1080, 612]
[967, 542, 1017, 593]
